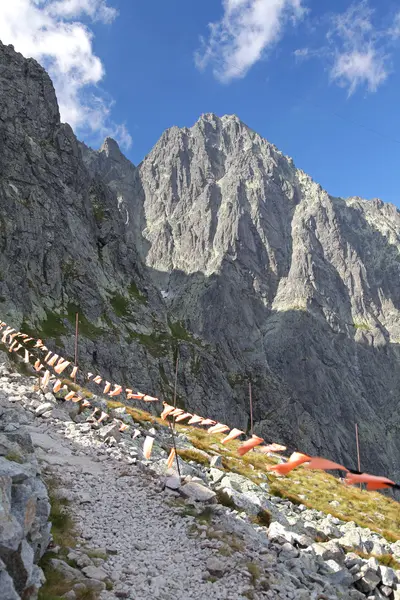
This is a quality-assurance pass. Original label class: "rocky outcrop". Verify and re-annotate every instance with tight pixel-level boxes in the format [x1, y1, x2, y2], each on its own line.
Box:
[0, 367, 51, 598]
[1, 40, 400, 485]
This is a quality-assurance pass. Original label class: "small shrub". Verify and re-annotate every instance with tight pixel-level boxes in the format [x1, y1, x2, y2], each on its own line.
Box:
[247, 562, 261, 585]
[250, 509, 271, 528]
[215, 488, 236, 509]
[177, 448, 210, 466]
[110, 293, 130, 318]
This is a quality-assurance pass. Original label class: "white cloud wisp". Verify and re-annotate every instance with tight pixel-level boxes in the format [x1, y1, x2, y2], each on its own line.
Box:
[0, 0, 132, 149]
[328, 1, 388, 95]
[196, 0, 306, 82]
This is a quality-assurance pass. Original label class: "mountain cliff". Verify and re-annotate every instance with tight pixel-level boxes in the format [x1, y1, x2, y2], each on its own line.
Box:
[1, 41, 400, 482]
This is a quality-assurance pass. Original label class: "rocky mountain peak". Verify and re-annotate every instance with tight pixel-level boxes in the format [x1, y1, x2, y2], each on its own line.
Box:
[100, 136, 125, 162]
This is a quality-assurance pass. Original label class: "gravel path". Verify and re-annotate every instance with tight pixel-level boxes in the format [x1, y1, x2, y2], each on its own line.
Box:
[29, 421, 275, 600]
[1, 364, 371, 600]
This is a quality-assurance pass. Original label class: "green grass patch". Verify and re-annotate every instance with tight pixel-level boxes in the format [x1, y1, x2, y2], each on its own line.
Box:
[247, 562, 261, 585]
[66, 304, 104, 340]
[85, 549, 108, 561]
[5, 451, 24, 463]
[353, 321, 371, 331]
[127, 331, 170, 358]
[177, 447, 210, 466]
[92, 199, 105, 223]
[128, 282, 147, 305]
[110, 293, 130, 318]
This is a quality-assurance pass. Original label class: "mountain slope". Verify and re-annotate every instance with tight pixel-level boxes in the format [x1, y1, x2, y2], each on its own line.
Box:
[1, 41, 400, 482]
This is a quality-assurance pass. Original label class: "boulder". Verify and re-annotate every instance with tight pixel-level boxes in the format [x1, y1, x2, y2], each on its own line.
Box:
[98, 423, 121, 443]
[380, 565, 397, 588]
[82, 565, 108, 581]
[35, 403, 54, 417]
[206, 557, 226, 578]
[179, 482, 216, 503]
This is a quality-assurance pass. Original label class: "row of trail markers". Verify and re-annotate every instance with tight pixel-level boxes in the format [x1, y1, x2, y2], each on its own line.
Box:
[247, 380, 363, 480]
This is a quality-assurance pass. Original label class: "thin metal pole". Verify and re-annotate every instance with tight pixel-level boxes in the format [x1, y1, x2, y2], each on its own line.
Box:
[249, 381, 253, 437]
[355, 423, 361, 489]
[173, 350, 179, 409]
[170, 347, 181, 476]
[74, 312, 79, 382]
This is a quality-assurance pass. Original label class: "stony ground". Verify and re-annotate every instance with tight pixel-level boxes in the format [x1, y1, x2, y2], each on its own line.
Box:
[1, 356, 400, 600]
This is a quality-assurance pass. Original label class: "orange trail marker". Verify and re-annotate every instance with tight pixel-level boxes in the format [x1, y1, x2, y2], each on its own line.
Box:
[53, 379, 62, 393]
[199, 418, 216, 426]
[187, 415, 203, 425]
[175, 412, 192, 423]
[305, 457, 348, 472]
[345, 472, 395, 491]
[128, 392, 144, 400]
[208, 423, 230, 434]
[238, 435, 264, 456]
[142, 395, 159, 402]
[267, 452, 311, 475]
[221, 428, 244, 444]
[143, 436, 154, 460]
[167, 448, 176, 469]
[109, 385, 122, 397]
[2, 328, 15, 343]
[258, 443, 287, 454]
[170, 408, 184, 417]
[41, 370, 50, 388]
[54, 360, 70, 375]
[47, 354, 59, 367]
[161, 404, 175, 420]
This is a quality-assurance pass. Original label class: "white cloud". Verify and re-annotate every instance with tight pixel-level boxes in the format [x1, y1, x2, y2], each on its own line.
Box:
[327, 1, 389, 95]
[294, 47, 309, 59]
[388, 11, 400, 40]
[331, 48, 387, 95]
[45, 0, 118, 23]
[195, 0, 306, 82]
[0, 0, 132, 149]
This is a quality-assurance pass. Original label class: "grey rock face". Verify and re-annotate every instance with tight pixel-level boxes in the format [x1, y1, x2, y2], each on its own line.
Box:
[0, 401, 50, 598]
[1, 41, 400, 483]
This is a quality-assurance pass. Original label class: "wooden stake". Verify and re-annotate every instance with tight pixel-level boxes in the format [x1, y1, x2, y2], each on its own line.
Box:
[173, 349, 179, 409]
[168, 347, 181, 476]
[168, 421, 181, 477]
[249, 381, 253, 437]
[74, 312, 79, 382]
[355, 423, 361, 489]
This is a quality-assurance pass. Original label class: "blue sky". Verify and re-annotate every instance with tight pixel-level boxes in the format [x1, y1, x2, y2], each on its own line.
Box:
[1, 1, 400, 205]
